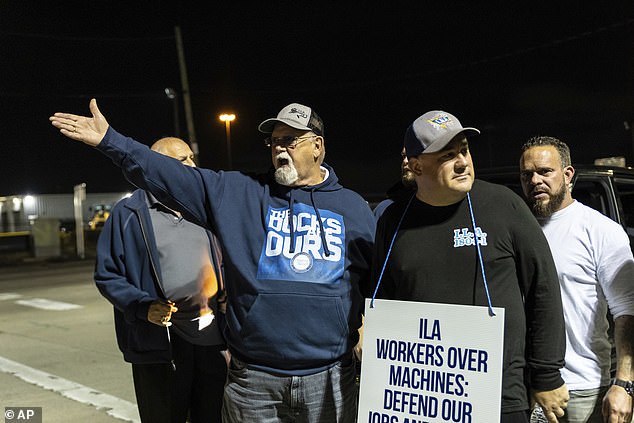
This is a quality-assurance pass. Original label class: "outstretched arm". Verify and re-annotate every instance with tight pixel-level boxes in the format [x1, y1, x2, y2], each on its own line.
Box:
[49, 98, 109, 146]
[50, 99, 223, 229]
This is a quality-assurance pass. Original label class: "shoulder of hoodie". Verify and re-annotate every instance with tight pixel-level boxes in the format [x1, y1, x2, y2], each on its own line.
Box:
[329, 187, 374, 218]
[337, 184, 372, 203]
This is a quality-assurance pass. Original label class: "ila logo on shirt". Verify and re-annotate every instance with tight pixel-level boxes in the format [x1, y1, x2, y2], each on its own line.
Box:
[453, 227, 488, 248]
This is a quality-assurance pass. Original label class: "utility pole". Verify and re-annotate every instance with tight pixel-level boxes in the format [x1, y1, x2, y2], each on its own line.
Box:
[73, 183, 86, 259]
[174, 26, 199, 161]
[621, 121, 634, 167]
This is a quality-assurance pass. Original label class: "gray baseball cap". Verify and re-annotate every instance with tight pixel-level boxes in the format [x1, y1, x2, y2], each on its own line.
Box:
[258, 103, 324, 136]
[404, 110, 479, 157]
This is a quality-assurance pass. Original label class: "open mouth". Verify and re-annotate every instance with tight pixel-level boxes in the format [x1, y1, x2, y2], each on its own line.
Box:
[275, 154, 291, 168]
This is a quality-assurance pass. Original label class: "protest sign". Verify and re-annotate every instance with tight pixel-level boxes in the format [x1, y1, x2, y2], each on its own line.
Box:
[358, 299, 504, 423]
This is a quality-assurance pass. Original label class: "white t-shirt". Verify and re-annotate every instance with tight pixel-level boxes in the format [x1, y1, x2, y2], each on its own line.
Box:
[540, 200, 634, 390]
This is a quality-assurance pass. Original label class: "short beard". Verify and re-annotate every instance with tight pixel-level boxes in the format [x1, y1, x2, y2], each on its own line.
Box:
[274, 152, 299, 186]
[530, 180, 567, 218]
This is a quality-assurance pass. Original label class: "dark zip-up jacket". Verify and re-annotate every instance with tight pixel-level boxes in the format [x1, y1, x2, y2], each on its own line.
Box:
[97, 127, 375, 375]
[95, 189, 223, 363]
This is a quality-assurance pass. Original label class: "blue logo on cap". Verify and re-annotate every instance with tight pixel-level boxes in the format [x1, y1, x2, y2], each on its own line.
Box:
[428, 115, 452, 128]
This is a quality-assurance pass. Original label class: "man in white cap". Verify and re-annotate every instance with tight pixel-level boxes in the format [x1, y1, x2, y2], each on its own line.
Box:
[50, 100, 375, 423]
[372, 110, 568, 423]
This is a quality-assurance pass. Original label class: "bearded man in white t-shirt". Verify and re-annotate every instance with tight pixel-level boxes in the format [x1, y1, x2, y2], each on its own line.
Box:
[520, 136, 634, 423]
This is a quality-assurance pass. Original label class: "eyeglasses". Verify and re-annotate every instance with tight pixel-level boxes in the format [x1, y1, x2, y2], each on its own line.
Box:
[264, 134, 318, 149]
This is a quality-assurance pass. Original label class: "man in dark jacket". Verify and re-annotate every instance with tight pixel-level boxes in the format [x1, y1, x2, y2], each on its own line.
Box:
[95, 137, 227, 423]
[51, 100, 375, 423]
[372, 147, 416, 220]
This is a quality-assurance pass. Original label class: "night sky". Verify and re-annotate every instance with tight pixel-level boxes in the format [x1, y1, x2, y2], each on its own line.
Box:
[2, 2, 634, 199]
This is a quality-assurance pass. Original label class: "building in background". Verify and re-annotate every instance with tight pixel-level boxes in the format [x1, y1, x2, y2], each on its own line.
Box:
[0, 191, 130, 262]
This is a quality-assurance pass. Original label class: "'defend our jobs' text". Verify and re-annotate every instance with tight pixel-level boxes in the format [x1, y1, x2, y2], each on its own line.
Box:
[365, 318, 492, 423]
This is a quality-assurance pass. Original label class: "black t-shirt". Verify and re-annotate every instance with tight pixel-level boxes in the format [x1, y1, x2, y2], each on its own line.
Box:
[372, 180, 565, 413]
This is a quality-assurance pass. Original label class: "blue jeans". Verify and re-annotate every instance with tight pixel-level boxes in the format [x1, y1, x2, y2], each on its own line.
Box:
[222, 356, 358, 423]
[560, 386, 608, 423]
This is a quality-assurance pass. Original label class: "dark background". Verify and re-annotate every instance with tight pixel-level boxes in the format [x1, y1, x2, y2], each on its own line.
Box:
[2, 1, 634, 199]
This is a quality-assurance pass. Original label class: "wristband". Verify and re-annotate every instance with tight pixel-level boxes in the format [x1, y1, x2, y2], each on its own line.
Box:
[612, 379, 634, 397]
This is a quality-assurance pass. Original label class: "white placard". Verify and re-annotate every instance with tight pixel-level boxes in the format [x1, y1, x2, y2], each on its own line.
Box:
[358, 299, 504, 423]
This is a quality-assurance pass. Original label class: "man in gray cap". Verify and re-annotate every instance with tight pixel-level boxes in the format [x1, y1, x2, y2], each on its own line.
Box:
[371, 110, 568, 423]
[50, 99, 375, 423]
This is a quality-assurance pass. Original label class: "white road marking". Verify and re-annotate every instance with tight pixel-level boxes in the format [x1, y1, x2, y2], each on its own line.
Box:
[14, 298, 83, 311]
[0, 293, 22, 301]
[0, 355, 140, 422]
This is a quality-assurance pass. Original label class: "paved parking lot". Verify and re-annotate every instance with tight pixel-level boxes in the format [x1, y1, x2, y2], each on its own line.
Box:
[0, 259, 140, 422]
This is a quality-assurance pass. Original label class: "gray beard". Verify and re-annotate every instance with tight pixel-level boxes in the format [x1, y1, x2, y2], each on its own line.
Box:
[274, 164, 299, 186]
[530, 181, 567, 218]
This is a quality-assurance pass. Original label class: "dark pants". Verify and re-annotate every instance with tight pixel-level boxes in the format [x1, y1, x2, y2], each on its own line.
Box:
[501, 411, 530, 423]
[131, 334, 227, 423]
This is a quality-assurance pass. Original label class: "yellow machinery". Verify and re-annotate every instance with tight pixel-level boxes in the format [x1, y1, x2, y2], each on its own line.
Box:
[88, 204, 112, 230]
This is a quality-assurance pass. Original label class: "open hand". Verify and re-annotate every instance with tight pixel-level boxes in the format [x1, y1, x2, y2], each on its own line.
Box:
[49, 98, 109, 146]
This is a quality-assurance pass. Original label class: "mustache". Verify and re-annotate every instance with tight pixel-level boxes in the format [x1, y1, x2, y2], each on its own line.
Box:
[275, 151, 293, 165]
[530, 187, 548, 195]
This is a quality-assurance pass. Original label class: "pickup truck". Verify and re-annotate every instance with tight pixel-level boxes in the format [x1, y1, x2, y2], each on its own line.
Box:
[477, 165, 634, 251]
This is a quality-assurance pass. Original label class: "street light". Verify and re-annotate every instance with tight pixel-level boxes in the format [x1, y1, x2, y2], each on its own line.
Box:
[219, 113, 236, 169]
[164, 87, 180, 137]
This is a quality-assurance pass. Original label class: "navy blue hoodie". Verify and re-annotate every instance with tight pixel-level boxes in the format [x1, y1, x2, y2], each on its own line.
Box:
[98, 127, 375, 375]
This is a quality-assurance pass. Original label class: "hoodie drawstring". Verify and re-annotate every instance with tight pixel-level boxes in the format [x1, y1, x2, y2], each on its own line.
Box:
[288, 192, 296, 254]
[287, 189, 331, 257]
[166, 325, 176, 371]
[310, 189, 331, 257]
